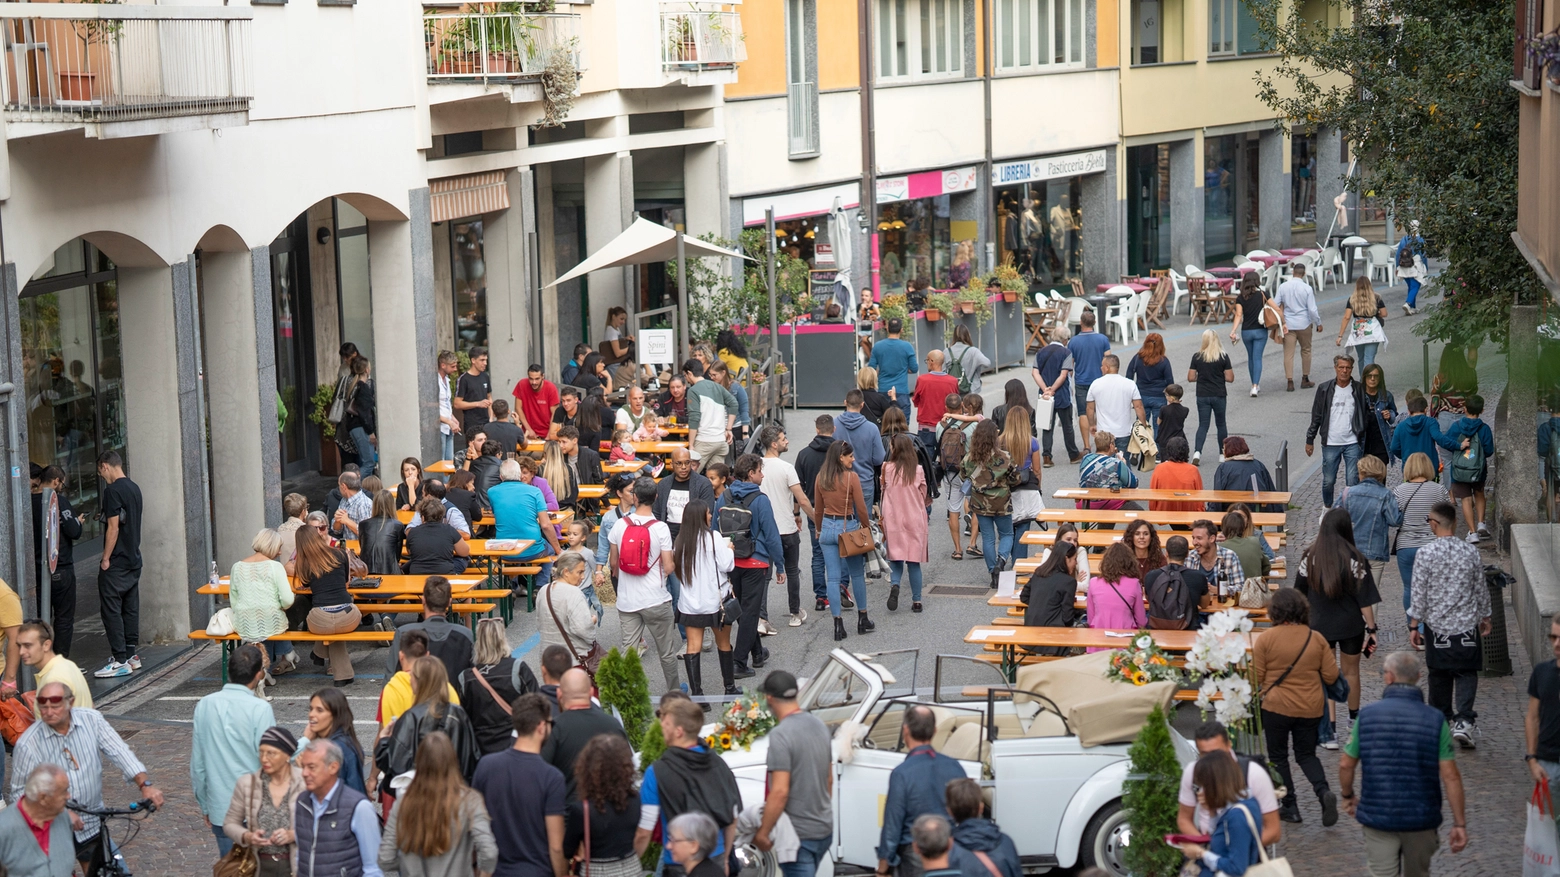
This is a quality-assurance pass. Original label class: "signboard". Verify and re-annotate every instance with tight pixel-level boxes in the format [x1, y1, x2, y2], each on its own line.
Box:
[815, 243, 835, 266]
[991, 149, 1109, 187]
[638, 329, 677, 366]
[876, 166, 979, 204]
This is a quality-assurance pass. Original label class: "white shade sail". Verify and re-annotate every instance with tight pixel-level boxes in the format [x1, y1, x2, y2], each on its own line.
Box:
[543, 217, 750, 288]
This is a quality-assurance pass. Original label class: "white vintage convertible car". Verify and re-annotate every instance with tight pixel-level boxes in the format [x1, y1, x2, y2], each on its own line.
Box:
[718, 648, 1195, 877]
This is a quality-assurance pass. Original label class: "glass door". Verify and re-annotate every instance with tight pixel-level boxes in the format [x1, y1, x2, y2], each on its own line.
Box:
[1127, 144, 1169, 275]
[271, 217, 316, 477]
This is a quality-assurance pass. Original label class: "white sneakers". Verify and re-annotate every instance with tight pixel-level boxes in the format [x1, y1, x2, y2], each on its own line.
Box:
[758, 619, 779, 637]
[1250, 385, 1260, 397]
[94, 661, 132, 678]
[1451, 719, 1477, 748]
[1403, 303, 1416, 316]
[1192, 451, 1202, 465]
[789, 609, 807, 627]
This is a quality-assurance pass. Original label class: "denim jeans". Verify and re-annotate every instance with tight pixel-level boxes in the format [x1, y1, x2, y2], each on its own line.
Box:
[211, 823, 234, 857]
[808, 521, 827, 601]
[1321, 442, 1362, 508]
[1396, 546, 1419, 619]
[1194, 396, 1228, 455]
[1141, 398, 1165, 441]
[977, 514, 1014, 573]
[259, 639, 295, 664]
[440, 431, 455, 462]
[665, 572, 686, 637]
[1241, 328, 1269, 385]
[780, 836, 834, 877]
[889, 560, 923, 602]
[862, 479, 875, 513]
[820, 517, 867, 616]
[893, 397, 912, 422]
[1354, 342, 1380, 372]
[1012, 519, 1033, 560]
[349, 426, 377, 478]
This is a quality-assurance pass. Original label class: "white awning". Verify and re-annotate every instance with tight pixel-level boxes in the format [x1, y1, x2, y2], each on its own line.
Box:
[544, 217, 750, 288]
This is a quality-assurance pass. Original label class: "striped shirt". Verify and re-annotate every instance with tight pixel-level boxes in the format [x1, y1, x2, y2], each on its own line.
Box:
[1392, 480, 1451, 551]
[10, 708, 147, 841]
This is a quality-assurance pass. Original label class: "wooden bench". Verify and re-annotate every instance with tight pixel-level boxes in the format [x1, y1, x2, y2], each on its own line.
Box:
[499, 557, 557, 613]
[462, 589, 517, 624]
[189, 630, 397, 682]
[355, 602, 498, 629]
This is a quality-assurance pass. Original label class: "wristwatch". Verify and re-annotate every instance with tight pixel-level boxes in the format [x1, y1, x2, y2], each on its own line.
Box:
[1364, 626, 1378, 634]
[1527, 754, 1540, 762]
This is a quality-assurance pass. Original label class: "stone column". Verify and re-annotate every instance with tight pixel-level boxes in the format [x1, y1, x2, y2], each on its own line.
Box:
[535, 163, 562, 380]
[1259, 128, 1292, 251]
[1170, 137, 1204, 271]
[584, 126, 634, 338]
[1081, 148, 1122, 290]
[202, 248, 279, 569]
[482, 167, 538, 399]
[368, 188, 440, 465]
[1314, 127, 1348, 240]
[0, 263, 31, 601]
[1498, 304, 1542, 548]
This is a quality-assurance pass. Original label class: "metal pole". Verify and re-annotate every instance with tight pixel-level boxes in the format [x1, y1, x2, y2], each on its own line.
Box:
[857, 0, 875, 301]
[1423, 340, 1430, 391]
[676, 233, 690, 364]
[765, 208, 779, 420]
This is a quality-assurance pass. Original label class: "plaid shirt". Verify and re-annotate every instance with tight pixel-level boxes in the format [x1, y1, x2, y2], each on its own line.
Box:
[1194, 545, 1246, 597]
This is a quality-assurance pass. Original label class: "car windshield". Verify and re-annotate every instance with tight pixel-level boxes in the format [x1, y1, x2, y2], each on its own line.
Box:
[799, 657, 872, 731]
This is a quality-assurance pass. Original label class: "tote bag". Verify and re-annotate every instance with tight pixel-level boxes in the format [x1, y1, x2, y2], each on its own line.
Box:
[1235, 806, 1294, 877]
[1527, 780, 1560, 877]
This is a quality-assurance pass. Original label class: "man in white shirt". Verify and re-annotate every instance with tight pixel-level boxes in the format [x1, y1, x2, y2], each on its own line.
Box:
[1177, 721, 1284, 839]
[436, 350, 461, 462]
[758, 426, 816, 629]
[1273, 263, 1323, 393]
[609, 477, 681, 694]
[1084, 355, 1146, 454]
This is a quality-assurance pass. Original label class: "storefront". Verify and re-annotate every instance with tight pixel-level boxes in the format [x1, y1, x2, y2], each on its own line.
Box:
[991, 149, 1105, 292]
[20, 240, 127, 543]
[741, 181, 861, 272]
[1204, 132, 1261, 264]
[874, 167, 980, 297]
[1291, 129, 1318, 236]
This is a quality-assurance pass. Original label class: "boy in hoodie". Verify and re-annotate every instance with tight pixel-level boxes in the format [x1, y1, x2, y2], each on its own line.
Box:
[1435, 394, 1495, 543]
[833, 389, 887, 510]
[795, 416, 835, 613]
[945, 778, 1021, 877]
[718, 455, 787, 679]
[1388, 395, 1447, 470]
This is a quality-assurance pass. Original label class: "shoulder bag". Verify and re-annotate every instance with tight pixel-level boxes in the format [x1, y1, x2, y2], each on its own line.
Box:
[1237, 576, 1271, 609]
[546, 584, 605, 677]
[837, 481, 877, 558]
[1263, 632, 1313, 693]
[1234, 805, 1294, 877]
[212, 774, 259, 877]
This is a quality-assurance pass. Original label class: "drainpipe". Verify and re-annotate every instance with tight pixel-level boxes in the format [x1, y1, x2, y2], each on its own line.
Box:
[983, 0, 994, 272]
[858, 0, 876, 300]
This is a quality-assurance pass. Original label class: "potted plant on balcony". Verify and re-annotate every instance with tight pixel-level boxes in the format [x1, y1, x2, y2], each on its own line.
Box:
[536, 37, 580, 127]
[667, 15, 698, 65]
[923, 291, 953, 322]
[879, 293, 908, 327]
[59, 0, 125, 103]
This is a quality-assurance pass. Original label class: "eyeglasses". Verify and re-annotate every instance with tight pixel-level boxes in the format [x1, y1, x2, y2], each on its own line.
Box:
[36, 695, 69, 707]
[61, 745, 80, 771]
[668, 836, 695, 846]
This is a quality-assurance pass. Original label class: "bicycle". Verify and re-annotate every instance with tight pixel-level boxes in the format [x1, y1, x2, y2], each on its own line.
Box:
[66, 798, 157, 877]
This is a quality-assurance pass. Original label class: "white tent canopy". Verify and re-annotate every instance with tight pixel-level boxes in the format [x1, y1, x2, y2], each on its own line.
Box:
[543, 216, 750, 289]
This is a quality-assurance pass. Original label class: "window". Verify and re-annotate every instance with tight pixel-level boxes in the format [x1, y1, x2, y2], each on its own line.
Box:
[1208, 0, 1266, 56]
[877, 0, 963, 81]
[786, 0, 818, 156]
[994, 0, 1082, 71]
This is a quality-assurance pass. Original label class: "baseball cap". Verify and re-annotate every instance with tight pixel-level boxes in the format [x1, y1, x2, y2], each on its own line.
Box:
[760, 670, 800, 699]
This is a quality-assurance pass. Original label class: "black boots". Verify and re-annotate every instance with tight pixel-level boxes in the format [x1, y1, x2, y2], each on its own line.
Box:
[717, 649, 740, 695]
[834, 617, 848, 641]
[858, 612, 875, 634]
[887, 586, 900, 611]
[683, 654, 708, 711]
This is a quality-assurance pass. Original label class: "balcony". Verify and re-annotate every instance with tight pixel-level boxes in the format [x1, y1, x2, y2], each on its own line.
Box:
[0, 5, 252, 139]
[660, 3, 744, 83]
[424, 10, 582, 88]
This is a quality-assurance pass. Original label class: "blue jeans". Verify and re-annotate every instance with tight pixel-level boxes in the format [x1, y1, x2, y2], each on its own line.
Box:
[211, 823, 233, 857]
[350, 426, 377, 477]
[862, 479, 875, 513]
[893, 397, 912, 422]
[808, 521, 827, 600]
[260, 639, 295, 664]
[1396, 546, 1419, 619]
[665, 573, 686, 637]
[889, 560, 923, 602]
[1194, 396, 1228, 455]
[1241, 329, 1269, 384]
[781, 836, 834, 877]
[820, 517, 867, 617]
[1321, 442, 1362, 508]
[1405, 277, 1421, 307]
[1012, 519, 1033, 560]
[977, 514, 1014, 573]
[1353, 343, 1379, 372]
[441, 431, 455, 462]
[1142, 398, 1165, 441]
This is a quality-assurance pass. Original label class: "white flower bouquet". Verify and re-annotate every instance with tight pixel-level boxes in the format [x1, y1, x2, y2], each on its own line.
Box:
[1185, 609, 1258, 725]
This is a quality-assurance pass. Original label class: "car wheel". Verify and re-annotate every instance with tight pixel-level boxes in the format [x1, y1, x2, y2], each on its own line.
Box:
[1078, 799, 1131, 877]
[733, 843, 781, 877]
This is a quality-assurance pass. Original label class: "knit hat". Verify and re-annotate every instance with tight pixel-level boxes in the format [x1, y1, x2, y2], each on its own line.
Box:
[259, 726, 298, 757]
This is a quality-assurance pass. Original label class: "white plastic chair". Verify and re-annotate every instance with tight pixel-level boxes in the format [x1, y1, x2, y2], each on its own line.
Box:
[1318, 244, 1341, 289]
[1366, 243, 1395, 285]
[1103, 285, 1138, 342]
[1245, 250, 1271, 260]
[1167, 270, 1190, 316]
[1062, 296, 1089, 331]
[1235, 260, 1263, 273]
[1132, 288, 1155, 335]
[1185, 264, 1204, 279]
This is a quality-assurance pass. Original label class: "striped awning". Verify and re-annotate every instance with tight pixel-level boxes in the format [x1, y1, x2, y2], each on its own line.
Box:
[430, 171, 510, 222]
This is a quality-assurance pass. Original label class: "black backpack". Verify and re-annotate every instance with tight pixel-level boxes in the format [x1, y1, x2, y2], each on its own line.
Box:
[1146, 566, 1198, 630]
[717, 491, 759, 559]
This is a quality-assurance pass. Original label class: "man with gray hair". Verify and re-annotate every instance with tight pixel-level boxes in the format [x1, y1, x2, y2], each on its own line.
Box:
[331, 470, 372, 538]
[1031, 323, 1080, 466]
[1337, 652, 1468, 877]
[0, 763, 76, 875]
[910, 815, 961, 877]
[1305, 351, 1388, 507]
[877, 705, 968, 877]
[297, 738, 382, 877]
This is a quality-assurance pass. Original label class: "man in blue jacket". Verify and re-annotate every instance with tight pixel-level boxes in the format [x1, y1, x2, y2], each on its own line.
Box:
[718, 455, 786, 679]
[833, 389, 886, 509]
[869, 318, 920, 421]
[876, 705, 969, 877]
[1433, 394, 1494, 543]
[1388, 395, 1447, 470]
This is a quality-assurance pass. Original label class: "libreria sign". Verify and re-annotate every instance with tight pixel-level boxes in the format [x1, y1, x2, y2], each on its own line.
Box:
[992, 149, 1108, 186]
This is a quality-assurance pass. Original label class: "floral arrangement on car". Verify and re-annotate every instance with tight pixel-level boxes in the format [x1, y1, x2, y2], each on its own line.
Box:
[1184, 609, 1257, 725]
[1105, 633, 1179, 686]
[704, 689, 777, 753]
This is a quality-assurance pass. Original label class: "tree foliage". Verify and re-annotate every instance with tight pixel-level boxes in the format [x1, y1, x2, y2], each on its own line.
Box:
[1248, 0, 1542, 346]
[672, 230, 812, 343]
[594, 647, 652, 750]
[1121, 704, 1183, 877]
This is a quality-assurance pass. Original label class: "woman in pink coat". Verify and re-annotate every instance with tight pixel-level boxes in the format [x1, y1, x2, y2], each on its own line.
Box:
[881, 434, 931, 613]
[1084, 542, 1148, 650]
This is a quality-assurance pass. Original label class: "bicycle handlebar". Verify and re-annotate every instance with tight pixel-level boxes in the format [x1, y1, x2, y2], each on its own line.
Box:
[67, 799, 157, 817]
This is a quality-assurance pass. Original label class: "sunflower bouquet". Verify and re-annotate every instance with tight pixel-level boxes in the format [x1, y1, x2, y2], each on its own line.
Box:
[704, 689, 777, 753]
[1105, 633, 1181, 686]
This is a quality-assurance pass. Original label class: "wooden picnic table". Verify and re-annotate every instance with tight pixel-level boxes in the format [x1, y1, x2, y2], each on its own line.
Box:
[965, 625, 1255, 679]
[393, 509, 569, 526]
[426, 460, 456, 475]
[203, 575, 483, 599]
[1020, 529, 1284, 549]
[1029, 508, 1286, 527]
[1053, 487, 1290, 505]
[522, 439, 687, 455]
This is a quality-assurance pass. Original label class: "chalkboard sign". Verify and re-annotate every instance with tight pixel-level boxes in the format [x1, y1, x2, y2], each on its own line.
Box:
[809, 268, 839, 298]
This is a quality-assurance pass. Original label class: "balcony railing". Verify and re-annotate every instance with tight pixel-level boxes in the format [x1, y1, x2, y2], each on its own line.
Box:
[660, 4, 745, 70]
[0, 7, 251, 125]
[424, 11, 582, 83]
[787, 80, 816, 156]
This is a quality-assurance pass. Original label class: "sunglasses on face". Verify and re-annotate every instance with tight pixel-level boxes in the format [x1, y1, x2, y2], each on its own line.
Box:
[36, 696, 69, 707]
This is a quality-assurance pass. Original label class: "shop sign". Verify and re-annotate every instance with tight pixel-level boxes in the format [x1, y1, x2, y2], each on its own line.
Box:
[876, 166, 978, 204]
[991, 149, 1108, 186]
[815, 243, 835, 265]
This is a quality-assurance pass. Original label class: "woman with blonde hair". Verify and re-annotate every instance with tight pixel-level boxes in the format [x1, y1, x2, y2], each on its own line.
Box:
[378, 731, 498, 876]
[1002, 407, 1044, 558]
[540, 439, 579, 510]
[1186, 329, 1234, 465]
[854, 366, 894, 427]
[229, 528, 296, 674]
[459, 617, 539, 754]
[1337, 276, 1387, 373]
[1392, 452, 1449, 626]
[376, 656, 480, 787]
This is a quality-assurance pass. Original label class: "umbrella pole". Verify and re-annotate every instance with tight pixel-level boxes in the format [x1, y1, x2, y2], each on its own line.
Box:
[677, 233, 690, 364]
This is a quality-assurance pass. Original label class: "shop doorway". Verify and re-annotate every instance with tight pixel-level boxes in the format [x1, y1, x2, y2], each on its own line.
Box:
[270, 216, 317, 478]
[1127, 144, 1170, 275]
[1204, 133, 1262, 264]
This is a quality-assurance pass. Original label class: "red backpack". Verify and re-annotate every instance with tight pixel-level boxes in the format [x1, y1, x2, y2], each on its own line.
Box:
[617, 516, 658, 576]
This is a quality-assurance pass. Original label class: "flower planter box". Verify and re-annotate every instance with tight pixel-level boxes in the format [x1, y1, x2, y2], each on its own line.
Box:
[958, 301, 976, 314]
[924, 308, 942, 322]
[57, 72, 95, 103]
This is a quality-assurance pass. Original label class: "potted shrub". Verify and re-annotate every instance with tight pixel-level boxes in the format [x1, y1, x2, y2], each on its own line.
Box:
[923, 291, 954, 322]
[879, 293, 908, 326]
[1122, 705, 1184, 877]
[955, 279, 993, 324]
[309, 384, 341, 477]
[991, 262, 1027, 303]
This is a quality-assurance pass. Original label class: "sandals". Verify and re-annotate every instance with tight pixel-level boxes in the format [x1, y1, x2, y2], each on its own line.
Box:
[967, 546, 984, 558]
[950, 551, 964, 560]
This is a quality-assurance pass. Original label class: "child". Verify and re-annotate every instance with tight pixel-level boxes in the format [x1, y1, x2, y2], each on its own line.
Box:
[1157, 384, 1189, 447]
[610, 427, 663, 477]
[939, 393, 986, 558]
[560, 520, 603, 620]
[1389, 393, 1447, 471]
[1436, 393, 1495, 542]
[706, 461, 732, 500]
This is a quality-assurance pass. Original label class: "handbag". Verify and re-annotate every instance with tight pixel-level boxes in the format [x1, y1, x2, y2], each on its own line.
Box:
[1234, 805, 1294, 877]
[546, 583, 604, 677]
[718, 588, 743, 627]
[213, 776, 260, 877]
[206, 607, 236, 636]
[1323, 671, 1350, 703]
[1526, 781, 1560, 877]
[346, 549, 368, 579]
[837, 521, 876, 558]
[0, 692, 36, 747]
[1033, 394, 1055, 429]
[1237, 576, 1270, 609]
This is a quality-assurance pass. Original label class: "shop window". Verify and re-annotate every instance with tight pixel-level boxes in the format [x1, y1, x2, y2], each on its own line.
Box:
[1131, 0, 1183, 64]
[876, 0, 963, 81]
[450, 220, 489, 350]
[20, 241, 127, 543]
[1208, 0, 1266, 56]
[1204, 134, 1239, 262]
[993, 177, 1083, 291]
[1291, 130, 1317, 232]
[877, 196, 956, 293]
[786, 0, 819, 156]
[995, 0, 1083, 71]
